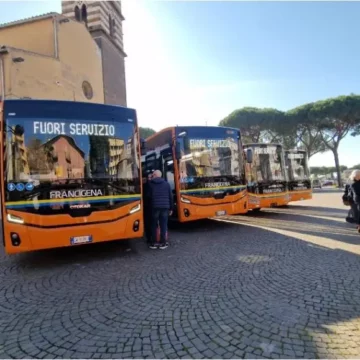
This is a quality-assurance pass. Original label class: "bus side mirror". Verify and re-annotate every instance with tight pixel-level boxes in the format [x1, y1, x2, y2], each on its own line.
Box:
[175, 141, 181, 160]
[140, 138, 146, 156]
[246, 149, 253, 163]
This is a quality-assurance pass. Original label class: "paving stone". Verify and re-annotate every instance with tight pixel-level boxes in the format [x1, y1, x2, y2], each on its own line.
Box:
[1, 203, 360, 359]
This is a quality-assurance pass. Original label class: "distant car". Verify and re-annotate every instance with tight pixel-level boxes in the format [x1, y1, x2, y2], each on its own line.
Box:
[312, 179, 322, 189]
[322, 180, 334, 187]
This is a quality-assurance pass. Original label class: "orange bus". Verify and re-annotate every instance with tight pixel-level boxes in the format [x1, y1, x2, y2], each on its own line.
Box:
[1, 99, 144, 254]
[143, 126, 248, 222]
[244, 143, 289, 211]
[285, 149, 312, 202]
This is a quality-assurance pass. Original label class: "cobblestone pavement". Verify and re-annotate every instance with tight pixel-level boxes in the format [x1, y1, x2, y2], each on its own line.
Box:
[1, 191, 360, 359]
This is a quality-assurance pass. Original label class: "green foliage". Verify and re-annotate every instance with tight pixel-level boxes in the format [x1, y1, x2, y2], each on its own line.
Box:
[286, 103, 326, 158]
[307, 95, 360, 186]
[220, 94, 360, 188]
[219, 107, 285, 144]
[139, 127, 156, 139]
[310, 165, 348, 176]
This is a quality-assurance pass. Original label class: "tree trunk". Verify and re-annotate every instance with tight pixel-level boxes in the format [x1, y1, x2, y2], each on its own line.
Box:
[332, 148, 342, 188]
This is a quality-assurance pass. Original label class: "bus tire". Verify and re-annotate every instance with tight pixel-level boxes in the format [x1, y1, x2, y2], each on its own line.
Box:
[252, 208, 261, 213]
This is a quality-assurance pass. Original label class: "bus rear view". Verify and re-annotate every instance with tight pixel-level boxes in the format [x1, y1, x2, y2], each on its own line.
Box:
[1, 100, 143, 254]
[244, 143, 289, 211]
[285, 149, 312, 202]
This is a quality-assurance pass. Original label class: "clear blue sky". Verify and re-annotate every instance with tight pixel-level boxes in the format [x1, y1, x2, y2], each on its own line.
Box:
[1, 0, 359, 168]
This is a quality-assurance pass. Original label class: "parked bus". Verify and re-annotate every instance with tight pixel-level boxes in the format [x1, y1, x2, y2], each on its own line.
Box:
[285, 149, 312, 202]
[142, 126, 248, 222]
[0, 99, 144, 254]
[244, 143, 289, 211]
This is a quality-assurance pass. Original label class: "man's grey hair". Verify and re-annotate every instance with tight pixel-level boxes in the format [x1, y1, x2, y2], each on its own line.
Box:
[350, 169, 360, 181]
[153, 170, 162, 178]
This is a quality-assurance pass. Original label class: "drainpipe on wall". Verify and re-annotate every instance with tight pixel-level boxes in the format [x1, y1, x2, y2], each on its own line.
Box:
[0, 53, 5, 101]
[0, 46, 9, 101]
[53, 17, 59, 59]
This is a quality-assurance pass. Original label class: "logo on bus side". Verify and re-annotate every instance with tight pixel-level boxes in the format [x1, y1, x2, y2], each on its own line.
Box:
[204, 182, 231, 188]
[50, 189, 103, 199]
[263, 185, 284, 194]
[69, 204, 91, 209]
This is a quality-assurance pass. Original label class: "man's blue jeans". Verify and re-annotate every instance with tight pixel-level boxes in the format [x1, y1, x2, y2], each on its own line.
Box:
[152, 208, 169, 244]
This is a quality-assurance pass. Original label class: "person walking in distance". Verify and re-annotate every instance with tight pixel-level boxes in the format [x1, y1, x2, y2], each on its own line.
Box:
[350, 169, 360, 233]
[143, 171, 153, 245]
[148, 170, 173, 249]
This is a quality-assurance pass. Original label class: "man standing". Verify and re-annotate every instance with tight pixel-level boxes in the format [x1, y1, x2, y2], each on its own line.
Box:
[148, 170, 173, 249]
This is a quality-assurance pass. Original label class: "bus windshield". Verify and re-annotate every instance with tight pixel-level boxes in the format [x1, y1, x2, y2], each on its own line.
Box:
[286, 151, 309, 181]
[178, 127, 243, 181]
[4, 115, 140, 212]
[249, 145, 285, 182]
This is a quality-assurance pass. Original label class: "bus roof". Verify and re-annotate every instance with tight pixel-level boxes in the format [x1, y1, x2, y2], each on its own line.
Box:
[145, 125, 241, 141]
[2, 99, 137, 123]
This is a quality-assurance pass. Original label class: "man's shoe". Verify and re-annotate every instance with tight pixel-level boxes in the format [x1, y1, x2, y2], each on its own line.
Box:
[159, 243, 168, 250]
[149, 244, 157, 249]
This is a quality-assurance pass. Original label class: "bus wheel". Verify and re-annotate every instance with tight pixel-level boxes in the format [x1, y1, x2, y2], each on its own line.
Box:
[252, 208, 261, 213]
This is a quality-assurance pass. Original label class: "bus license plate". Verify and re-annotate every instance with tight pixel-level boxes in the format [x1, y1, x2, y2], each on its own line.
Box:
[70, 235, 93, 245]
[216, 210, 226, 216]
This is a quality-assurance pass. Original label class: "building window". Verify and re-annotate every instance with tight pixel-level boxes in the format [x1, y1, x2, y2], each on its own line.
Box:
[81, 4, 88, 26]
[75, 6, 81, 21]
[82, 81, 93, 100]
[74, 3, 87, 26]
[109, 15, 115, 37]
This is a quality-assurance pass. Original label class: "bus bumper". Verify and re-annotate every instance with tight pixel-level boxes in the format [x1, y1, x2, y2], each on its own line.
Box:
[178, 194, 248, 222]
[288, 190, 312, 202]
[3, 211, 143, 254]
[248, 193, 290, 210]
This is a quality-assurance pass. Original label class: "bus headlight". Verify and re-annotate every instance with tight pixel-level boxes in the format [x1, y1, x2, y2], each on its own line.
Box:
[7, 214, 24, 224]
[129, 203, 141, 214]
[181, 197, 191, 204]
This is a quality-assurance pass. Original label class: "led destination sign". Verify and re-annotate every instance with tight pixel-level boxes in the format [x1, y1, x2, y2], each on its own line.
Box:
[33, 121, 115, 136]
[254, 147, 277, 154]
[189, 139, 231, 149]
[288, 153, 304, 159]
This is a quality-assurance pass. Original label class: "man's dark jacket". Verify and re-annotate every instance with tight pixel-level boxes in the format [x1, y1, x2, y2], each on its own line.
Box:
[351, 180, 360, 204]
[349, 180, 360, 225]
[148, 177, 173, 210]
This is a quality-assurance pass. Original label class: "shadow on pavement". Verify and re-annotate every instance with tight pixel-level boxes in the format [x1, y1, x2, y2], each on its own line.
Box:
[225, 204, 360, 247]
[0, 238, 143, 270]
[275, 205, 348, 219]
